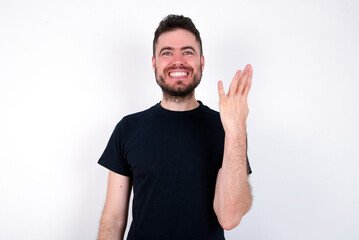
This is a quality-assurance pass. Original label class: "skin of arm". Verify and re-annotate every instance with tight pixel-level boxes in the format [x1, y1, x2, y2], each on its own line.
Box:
[98, 171, 132, 240]
[213, 64, 253, 230]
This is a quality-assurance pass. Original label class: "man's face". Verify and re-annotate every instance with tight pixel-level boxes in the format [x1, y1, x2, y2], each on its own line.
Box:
[152, 29, 205, 98]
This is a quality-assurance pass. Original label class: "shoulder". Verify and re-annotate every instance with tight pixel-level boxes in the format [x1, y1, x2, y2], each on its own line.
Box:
[199, 102, 221, 119]
[113, 104, 159, 133]
[123, 104, 158, 123]
[197, 102, 223, 131]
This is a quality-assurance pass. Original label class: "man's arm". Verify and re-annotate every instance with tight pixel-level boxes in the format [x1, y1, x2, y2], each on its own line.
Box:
[98, 171, 132, 240]
[213, 64, 253, 230]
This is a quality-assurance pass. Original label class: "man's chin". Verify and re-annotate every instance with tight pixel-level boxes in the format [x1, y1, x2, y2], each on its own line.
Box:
[156, 73, 201, 99]
[159, 85, 194, 98]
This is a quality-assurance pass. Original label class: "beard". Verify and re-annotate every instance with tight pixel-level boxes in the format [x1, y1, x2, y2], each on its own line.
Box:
[155, 65, 202, 100]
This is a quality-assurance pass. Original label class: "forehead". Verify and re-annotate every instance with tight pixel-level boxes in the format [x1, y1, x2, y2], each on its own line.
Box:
[156, 29, 200, 52]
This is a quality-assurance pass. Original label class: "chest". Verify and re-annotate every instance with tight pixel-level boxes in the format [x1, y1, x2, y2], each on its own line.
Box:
[124, 120, 224, 183]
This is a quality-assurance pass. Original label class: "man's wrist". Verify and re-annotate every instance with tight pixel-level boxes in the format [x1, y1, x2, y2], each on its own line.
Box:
[224, 127, 246, 140]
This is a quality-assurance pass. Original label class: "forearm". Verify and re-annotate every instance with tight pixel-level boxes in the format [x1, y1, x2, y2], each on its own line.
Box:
[98, 212, 127, 240]
[213, 129, 252, 230]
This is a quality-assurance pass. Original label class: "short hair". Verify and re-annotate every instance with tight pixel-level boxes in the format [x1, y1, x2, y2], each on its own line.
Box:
[153, 14, 203, 57]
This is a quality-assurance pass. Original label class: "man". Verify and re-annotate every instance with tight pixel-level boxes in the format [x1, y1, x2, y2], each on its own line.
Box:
[98, 15, 253, 240]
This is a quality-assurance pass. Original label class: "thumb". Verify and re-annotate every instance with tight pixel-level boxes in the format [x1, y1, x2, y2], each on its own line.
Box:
[218, 80, 226, 99]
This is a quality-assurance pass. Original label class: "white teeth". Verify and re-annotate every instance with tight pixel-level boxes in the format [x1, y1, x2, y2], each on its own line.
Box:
[170, 72, 187, 77]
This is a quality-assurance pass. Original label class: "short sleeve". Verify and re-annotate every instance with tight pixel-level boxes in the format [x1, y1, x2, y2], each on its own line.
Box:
[98, 118, 132, 177]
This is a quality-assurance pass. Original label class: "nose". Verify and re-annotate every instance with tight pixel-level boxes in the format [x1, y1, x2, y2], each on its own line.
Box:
[170, 52, 185, 66]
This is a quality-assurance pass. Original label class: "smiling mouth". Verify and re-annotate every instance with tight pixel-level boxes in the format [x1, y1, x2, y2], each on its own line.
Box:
[165, 66, 193, 78]
[169, 72, 188, 77]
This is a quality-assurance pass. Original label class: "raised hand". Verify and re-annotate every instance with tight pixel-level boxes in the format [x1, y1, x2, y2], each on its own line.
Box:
[217, 64, 253, 136]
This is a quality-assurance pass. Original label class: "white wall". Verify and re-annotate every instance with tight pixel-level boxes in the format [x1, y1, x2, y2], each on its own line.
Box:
[1, 0, 358, 239]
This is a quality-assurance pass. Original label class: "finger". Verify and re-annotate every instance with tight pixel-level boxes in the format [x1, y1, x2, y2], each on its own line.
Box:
[243, 66, 253, 98]
[217, 80, 226, 99]
[237, 64, 251, 94]
[227, 70, 242, 96]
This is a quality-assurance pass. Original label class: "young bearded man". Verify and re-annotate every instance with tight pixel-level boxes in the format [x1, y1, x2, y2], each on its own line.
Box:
[97, 14, 253, 240]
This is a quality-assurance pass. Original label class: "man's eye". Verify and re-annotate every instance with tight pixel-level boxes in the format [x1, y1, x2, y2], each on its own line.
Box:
[184, 51, 193, 55]
[162, 52, 172, 56]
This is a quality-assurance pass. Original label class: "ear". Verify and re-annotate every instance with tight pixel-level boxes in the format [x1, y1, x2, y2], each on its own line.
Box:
[152, 56, 156, 71]
[201, 55, 205, 71]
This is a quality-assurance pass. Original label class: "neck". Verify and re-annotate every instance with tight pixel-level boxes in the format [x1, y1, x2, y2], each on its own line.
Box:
[160, 92, 199, 111]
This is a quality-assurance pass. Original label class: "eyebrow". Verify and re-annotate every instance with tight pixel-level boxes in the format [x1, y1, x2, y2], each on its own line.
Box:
[159, 47, 173, 55]
[159, 46, 197, 55]
[181, 46, 196, 53]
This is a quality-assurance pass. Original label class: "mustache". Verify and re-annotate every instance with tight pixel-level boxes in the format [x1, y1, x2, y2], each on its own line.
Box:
[164, 65, 193, 75]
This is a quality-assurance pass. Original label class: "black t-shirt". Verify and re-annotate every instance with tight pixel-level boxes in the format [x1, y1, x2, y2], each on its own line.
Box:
[98, 101, 251, 240]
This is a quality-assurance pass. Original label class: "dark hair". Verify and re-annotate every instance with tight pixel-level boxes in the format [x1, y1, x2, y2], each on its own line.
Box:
[153, 14, 203, 57]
